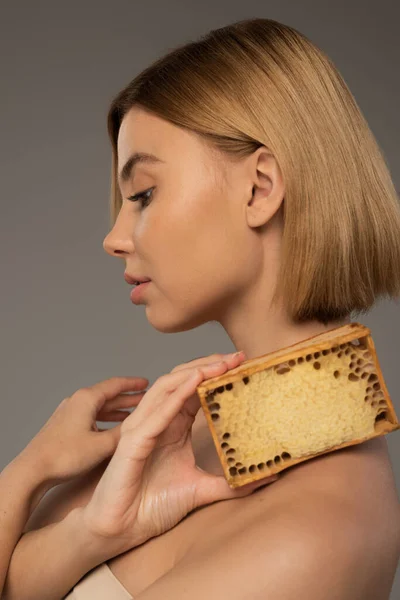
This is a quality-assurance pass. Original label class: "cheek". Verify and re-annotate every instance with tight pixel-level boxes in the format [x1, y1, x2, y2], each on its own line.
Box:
[146, 183, 250, 296]
[168, 210, 242, 296]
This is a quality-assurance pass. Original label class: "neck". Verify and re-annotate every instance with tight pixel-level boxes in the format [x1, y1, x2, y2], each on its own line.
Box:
[193, 306, 352, 437]
[222, 309, 352, 361]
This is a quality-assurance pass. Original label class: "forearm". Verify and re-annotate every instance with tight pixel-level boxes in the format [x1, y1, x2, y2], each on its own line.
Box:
[3, 507, 119, 600]
[0, 455, 53, 598]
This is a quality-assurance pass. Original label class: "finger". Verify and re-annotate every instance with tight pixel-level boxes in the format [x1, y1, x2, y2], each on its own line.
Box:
[104, 391, 148, 411]
[122, 361, 231, 437]
[74, 377, 150, 414]
[96, 409, 132, 422]
[128, 361, 227, 427]
[161, 353, 244, 394]
[95, 422, 124, 455]
[170, 351, 245, 373]
[127, 354, 243, 421]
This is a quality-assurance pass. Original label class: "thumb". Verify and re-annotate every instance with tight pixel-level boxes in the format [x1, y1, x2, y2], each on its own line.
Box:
[96, 422, 124, 456]
[194, 470, 279, 507]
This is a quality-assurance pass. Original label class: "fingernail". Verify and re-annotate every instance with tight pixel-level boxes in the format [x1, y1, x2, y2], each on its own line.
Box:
[231, 350, 245, 358]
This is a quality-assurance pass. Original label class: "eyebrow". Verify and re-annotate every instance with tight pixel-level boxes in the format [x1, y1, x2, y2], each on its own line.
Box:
[118, 152, 165, 186]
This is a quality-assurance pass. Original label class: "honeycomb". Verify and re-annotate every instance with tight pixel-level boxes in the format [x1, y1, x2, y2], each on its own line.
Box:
[195, 322, 400, 488]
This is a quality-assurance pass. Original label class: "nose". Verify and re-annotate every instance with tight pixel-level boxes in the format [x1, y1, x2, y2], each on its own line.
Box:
[103, 229, 135, 257]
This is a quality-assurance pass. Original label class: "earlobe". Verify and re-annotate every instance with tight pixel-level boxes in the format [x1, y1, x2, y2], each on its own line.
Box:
[246, 178, 284, 229]
[244, 147, 285, 228]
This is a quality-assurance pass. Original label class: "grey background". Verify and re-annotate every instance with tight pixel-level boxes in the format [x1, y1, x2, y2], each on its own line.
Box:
[1, 0, 399, 596]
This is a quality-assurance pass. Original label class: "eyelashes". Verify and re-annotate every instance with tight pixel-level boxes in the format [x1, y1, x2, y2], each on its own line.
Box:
[127, 187, 155, 209]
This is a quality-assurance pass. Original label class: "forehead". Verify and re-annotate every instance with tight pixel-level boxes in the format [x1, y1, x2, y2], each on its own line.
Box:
[117, 107, 213, 174]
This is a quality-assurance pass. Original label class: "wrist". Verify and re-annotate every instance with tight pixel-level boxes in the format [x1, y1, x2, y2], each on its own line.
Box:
[62, 507, 118, 568]
[3, 451, 56, 515]
[76, 506, 147, 562]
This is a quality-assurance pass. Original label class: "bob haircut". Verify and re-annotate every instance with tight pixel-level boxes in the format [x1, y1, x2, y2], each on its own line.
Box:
[106, 17, 400, 326]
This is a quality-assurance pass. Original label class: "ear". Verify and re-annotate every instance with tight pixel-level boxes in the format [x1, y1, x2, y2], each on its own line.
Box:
[246, 147, 285, 228]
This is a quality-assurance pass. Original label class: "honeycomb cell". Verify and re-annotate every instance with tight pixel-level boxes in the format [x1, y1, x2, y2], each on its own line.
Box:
[375, 412, 387, 422]
[276, 366, 291, 375]
[348, 373, 359, 382]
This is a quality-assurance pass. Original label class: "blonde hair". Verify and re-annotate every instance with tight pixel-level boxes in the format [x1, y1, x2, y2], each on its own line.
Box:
[106, 17, 400, 325]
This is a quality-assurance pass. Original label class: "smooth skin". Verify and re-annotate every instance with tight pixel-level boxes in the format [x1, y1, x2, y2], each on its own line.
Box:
[2, 351, 276, 600]
[82, 351, 277, 557]
[3, 105, 399, 599]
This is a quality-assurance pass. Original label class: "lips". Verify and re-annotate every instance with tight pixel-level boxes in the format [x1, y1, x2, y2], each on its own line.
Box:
[124, 273, 151, 285]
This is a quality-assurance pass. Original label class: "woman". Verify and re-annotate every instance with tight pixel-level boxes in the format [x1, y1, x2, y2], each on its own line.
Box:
[2, 16, 400, 600]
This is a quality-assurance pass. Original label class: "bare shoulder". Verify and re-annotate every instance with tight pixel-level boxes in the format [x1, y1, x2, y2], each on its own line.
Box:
[133, 441, 400, 600]
[175, 436, 400, 599]
[245, 436, 400, 557]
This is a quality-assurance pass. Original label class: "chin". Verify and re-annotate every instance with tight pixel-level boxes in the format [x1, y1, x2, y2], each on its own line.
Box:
[145, 306, 212, 334]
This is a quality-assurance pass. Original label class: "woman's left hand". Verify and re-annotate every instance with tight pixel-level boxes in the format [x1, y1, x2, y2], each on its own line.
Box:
[18, 376, 150, 485]
[81, 352, 279, 556]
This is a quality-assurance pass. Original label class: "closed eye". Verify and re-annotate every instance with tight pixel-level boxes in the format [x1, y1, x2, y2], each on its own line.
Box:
[127, 187, 155, 209]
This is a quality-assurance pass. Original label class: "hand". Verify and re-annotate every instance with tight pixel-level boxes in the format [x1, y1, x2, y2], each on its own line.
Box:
[81, 352, 279, 556]
[19, 376, 150, 485]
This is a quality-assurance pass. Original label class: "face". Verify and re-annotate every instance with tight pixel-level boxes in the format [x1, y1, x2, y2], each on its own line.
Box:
[103, 106, 283, 333]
